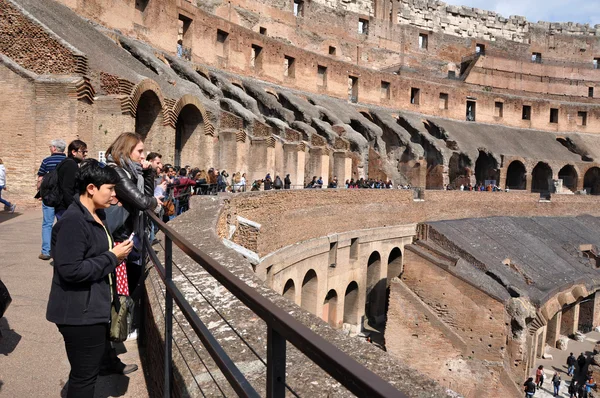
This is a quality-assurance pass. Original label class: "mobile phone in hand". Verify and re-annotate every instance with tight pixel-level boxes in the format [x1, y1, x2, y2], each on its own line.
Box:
[128, 232, 135, 242]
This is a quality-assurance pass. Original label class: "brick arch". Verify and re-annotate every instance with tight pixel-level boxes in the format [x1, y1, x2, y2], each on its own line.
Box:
[579, 163, 600, 179]
[170, 94, 214, 136]
[505, 159, 528, 190]
[557, 163, 580, 192]
[123, 79, 166, 119]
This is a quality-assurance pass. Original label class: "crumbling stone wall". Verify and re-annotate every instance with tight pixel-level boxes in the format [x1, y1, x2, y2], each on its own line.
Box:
[0, 0, 80, 75]
[221, 190, 600, 256]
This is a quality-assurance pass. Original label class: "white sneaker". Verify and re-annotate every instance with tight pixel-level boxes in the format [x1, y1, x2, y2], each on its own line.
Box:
[9, 204, 16, 213]
[126, 329, 138, 341]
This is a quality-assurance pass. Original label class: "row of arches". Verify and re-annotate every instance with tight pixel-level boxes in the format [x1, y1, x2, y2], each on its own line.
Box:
[506, 160, 600, 194]
[134, 87, 207, 168]
[281, 248, 403, 329]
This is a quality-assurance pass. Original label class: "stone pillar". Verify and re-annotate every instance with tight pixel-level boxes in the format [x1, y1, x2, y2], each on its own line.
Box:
[283, 143, 305, 189]
[546, 311, 562, 348]
[306, 147, 329, 187]
[561, 303, 580, 336]
[526, 173, 533, 193]
[217, 129, 238, 174]
[333, 151, 352, 185]
[249, 138, 269, 184]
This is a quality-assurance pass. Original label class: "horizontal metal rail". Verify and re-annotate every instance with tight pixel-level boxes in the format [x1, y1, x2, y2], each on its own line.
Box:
[145, 210, 407, 398]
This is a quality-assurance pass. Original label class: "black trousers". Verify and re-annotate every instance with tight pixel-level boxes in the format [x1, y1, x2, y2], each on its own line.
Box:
[58, 323, 107, 398]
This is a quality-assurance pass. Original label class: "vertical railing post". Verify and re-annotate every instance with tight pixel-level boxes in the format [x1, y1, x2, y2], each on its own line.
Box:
[266, 327, 286, 398]
[164, 236, 173, 398]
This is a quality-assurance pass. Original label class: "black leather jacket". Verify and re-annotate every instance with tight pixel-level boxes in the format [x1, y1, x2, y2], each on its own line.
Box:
[109, 163, 157, 242]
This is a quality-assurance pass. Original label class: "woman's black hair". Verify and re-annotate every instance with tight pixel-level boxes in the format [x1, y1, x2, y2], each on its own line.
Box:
[75, 159, 120, 194]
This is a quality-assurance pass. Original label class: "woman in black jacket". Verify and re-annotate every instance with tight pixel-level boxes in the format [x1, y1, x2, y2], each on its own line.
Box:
[105, 132, 159, 293]
[47, 159, 133, 398]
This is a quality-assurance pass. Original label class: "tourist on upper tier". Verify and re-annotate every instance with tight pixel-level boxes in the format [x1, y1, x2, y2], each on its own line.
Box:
[37, 138, 67, 261]
[316, 176, 323, 188]
[552, 372, 561, 396]
[0, 158, 16, 213]
[284, 174, 291, 189]
[264, 173, 273, 190]
[46, 159, 134, 398]
[174, 168, 196, 214]
[55, 140, 88, 220]
[328, 176, 338, 189]
[306, 176, 317, 188]
[524, 377, 536, 397]
[536, 365, 545, 389]
[567, 352, 577, 376]
[273, 175, 283, 190]
[578, 353, 587, 373]
[217, 170, 229, 192]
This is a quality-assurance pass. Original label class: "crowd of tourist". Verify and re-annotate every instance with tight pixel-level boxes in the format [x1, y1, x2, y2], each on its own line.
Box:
[524, 356, 597, 398]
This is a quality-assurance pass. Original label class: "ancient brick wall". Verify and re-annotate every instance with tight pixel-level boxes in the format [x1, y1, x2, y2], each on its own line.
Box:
[385, 278, 517, 397]
[221, 190, 600, 256]
[50, 0, 600, 134]
[0, 0, 79, 75]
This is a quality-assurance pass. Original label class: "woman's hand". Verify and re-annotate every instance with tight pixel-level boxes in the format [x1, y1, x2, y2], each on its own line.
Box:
[110, 239, 134, 262]
[141, 160, 151, 170]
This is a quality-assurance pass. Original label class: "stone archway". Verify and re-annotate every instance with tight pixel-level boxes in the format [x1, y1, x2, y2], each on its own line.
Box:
[387, 248, 403, 284]
[301, 269, 318, 314]
[283, 279, 295, 302]
[475, 151, 499, 185]
[506, 160, 526, 190]
[366, 251, 384, 325]
[135, 90, 163, 150]
[584, 167, 600, 195]
[343, 281, 359, 325]
[323, 289, 338, 328]
[175, 104, 204, 168]
[558, 165, 578, 192]
[531, 162, 552, 193]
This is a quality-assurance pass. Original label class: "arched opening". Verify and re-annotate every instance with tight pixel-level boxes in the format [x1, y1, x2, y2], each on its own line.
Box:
[584, 167, 600, 195]
[343, 281, 359, 325]
[322, 289, 339, 328]
[578, 298, 595, 333]
[301, 270, 318, 314]
[475, 151, 499, 186]
[531, 162, 553, 193]
[175, 104, 204, 168]
[448, 153, 471, 187]
[366, 251, 384, 325]
[558, 165, 578, 192]
[387, 248, 403, 285]
[135, 90, 163, 149]
[505, 161, 526, 190]
[282, 279, 295, 302]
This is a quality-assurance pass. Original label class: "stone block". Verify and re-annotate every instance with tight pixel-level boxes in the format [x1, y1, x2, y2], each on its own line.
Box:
[557, 335, 569, 350]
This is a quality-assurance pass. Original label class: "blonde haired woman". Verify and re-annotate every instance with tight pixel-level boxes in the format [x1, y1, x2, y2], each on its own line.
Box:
[0, 158, 16, 213]
[104, 133, 158, 358]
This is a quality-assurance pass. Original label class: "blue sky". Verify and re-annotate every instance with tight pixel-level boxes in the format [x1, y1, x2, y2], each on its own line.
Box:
[442, 0, 600, 25]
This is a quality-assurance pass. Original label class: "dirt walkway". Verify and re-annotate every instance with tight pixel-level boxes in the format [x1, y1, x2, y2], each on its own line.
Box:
[0, 209, 149, 397]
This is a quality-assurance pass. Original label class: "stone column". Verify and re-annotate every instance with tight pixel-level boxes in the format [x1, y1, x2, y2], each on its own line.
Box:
[561, 303, 580, 336]
[217, 129, 238, 174]
[249, 138, 269, 184]
[333, 151, 352, 185]
[546, 311, 562, 348]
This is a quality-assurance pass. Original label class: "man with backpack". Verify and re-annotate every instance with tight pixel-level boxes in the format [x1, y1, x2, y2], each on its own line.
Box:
[55, 140, 88, 219]
[36, 139, 67, 260]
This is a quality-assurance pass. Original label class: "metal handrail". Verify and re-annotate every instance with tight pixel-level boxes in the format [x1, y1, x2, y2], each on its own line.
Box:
[144, 210, 407, 398]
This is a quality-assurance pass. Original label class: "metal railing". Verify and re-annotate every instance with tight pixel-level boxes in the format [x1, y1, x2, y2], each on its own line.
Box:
[143, 210, 407, 398]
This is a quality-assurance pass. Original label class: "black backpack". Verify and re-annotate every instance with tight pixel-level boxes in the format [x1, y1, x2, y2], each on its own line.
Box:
[39, 160, 66, 207]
